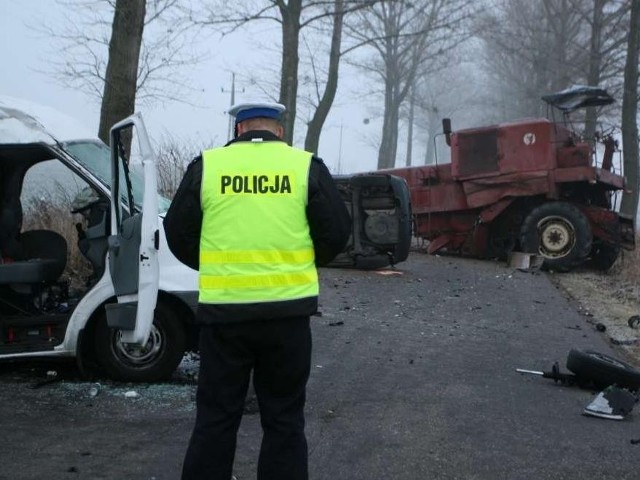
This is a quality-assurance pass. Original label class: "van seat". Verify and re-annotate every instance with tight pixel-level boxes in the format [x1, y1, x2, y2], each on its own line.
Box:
[0, 230, 67, 285]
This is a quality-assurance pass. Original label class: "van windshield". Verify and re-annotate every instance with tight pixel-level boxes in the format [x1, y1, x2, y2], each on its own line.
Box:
[62, 140, 170, 214]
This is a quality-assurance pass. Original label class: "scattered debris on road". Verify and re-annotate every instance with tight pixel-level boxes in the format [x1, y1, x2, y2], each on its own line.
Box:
[583, 385, 637, 420]
[518, 349, 640, 420]
[89, 383, 100, 398]
[29, 370, 61, 389]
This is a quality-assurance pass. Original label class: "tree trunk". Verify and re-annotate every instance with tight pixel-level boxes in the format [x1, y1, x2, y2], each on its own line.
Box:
[98, 0, 146, 146]
[405, 84, 415, 167]
[378, 96, 400, 169]
[585, 0, 605, 141]
[279, 0, 302, 145]
[304, 0, 344, 154]
[378, 54, 402, 170]
[424, 107, 439, 165]
[619, 0, 640, 222]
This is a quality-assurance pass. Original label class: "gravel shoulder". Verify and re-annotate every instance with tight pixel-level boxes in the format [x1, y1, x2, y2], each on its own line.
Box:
[551, 265, 640, 364]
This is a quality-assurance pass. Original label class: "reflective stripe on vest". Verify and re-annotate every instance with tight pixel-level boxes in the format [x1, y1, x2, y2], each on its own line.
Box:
[199, 141, 319, 304]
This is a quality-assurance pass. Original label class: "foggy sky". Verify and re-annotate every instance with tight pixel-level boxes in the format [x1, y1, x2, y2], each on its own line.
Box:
[0, 0, 415, 174]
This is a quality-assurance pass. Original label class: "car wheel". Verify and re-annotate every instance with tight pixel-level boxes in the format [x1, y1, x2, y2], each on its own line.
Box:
[520, 202, 592, 271]
[94, 302, 187, 382]
[566, 349, 640, 390]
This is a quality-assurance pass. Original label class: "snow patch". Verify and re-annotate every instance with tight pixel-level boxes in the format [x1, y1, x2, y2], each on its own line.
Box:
[0, 95, 98, 144]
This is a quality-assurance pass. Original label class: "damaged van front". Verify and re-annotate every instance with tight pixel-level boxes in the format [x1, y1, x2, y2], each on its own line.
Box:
[0, 97, 198, 382]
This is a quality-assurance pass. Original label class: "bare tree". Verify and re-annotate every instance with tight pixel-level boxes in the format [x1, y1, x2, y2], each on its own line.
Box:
[155, 134, 216, 198]
[346, 0, 475, 169]
[584, 0, 607, 138]
[303, 0, 345, 153]
[98, 0, 146, 144]
[190, 0, 377, 145]
[478, 0, 629, 129]
[619, 0, 640, 222]
[42, 0, 199, 139]
[478, 0, 589, 120]
[576, 0, 630, 139]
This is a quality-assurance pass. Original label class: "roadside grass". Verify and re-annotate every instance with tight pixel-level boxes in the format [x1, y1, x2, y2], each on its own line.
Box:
[617, 236, 640, 285]
[612, 236, 640, 298]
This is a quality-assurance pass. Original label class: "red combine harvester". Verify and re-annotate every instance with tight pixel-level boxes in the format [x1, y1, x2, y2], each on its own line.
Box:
[384, 86, 635, 271]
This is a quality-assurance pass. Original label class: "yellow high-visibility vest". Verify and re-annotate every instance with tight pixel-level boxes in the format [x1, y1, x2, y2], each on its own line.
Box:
[199, 141, 319, 304]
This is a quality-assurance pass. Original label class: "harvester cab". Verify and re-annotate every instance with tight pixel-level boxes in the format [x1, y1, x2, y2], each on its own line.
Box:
[541, 85, 619, 173]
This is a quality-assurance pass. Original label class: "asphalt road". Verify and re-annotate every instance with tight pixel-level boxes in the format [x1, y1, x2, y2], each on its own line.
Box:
[1, 253, 640, 480]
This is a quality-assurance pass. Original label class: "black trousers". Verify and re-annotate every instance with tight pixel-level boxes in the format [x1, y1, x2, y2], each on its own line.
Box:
[182, 316, 312, 480]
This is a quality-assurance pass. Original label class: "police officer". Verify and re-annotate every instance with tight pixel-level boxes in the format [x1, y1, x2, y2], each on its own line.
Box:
[163, 101, 351, 480]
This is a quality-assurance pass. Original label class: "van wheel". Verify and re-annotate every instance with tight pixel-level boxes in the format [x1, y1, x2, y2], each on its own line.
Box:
[93, 303, 186, 382]
[520, 202, 592, 272]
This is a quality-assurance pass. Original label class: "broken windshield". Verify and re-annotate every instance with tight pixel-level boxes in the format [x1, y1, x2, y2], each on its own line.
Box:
[62, 140, 170, 214]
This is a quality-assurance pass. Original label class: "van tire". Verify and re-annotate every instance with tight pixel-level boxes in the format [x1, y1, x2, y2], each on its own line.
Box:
[94, 302, 186, 382]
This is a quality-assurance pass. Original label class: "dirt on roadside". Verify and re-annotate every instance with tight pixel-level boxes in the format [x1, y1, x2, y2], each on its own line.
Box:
[551, 261, 640, 364]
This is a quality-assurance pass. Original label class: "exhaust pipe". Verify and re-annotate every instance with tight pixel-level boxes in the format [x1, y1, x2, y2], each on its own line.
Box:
[442, 118, 452, 146]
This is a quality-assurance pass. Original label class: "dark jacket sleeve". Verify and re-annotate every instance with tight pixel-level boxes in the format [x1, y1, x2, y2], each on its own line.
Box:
[163, 156, 203, 270]
[307, 157, 351, 267]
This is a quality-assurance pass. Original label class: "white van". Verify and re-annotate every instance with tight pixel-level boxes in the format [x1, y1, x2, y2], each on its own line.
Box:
[0, 98, 411, 383]
[0, 97, 198, 382]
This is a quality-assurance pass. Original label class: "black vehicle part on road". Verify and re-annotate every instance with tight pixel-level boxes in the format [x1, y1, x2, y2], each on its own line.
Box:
[93, 302, 187, 382]
[520, 201, 592, 272]
[589, 241, 620, 272]
[566, 349, 640, 391]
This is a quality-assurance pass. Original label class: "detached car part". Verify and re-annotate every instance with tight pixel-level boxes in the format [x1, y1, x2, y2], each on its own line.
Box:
[518, 349, 640, 391]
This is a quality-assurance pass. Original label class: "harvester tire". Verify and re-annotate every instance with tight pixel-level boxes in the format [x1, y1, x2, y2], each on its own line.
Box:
[520, 202, 592, 272]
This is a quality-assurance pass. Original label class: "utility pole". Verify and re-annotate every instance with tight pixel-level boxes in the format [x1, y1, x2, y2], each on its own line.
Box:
[223, 72, 244, 141]
[227, 73, 236, 141]
[337, 120, 344, 174]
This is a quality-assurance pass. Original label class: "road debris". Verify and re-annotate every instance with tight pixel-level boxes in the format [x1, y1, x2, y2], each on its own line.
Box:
[89, 383, 101, 397]
[583, 385, 637, 421]
[516, 362, 576, 385]
[629, 315, 640, 329]
[508, 252, 544, 271]
[376, 270, 403, 276]
[29, 370, 61, 389]
[124, 390, 140, 399]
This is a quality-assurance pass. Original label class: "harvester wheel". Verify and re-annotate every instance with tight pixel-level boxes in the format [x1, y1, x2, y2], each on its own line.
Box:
[520, 202, 592, 271]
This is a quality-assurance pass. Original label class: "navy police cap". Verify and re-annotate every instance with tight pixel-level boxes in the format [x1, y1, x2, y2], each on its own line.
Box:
[228, 101, 286, 123]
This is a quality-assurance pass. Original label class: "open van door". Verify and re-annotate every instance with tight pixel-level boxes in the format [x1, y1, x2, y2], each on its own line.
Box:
[105, 113, 159, 345]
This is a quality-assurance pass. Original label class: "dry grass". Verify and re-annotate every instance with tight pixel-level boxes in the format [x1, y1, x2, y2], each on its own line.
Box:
[617, 238, 640, 283]
[608, 237, 640, 303]
[22, 199, 92, 289]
